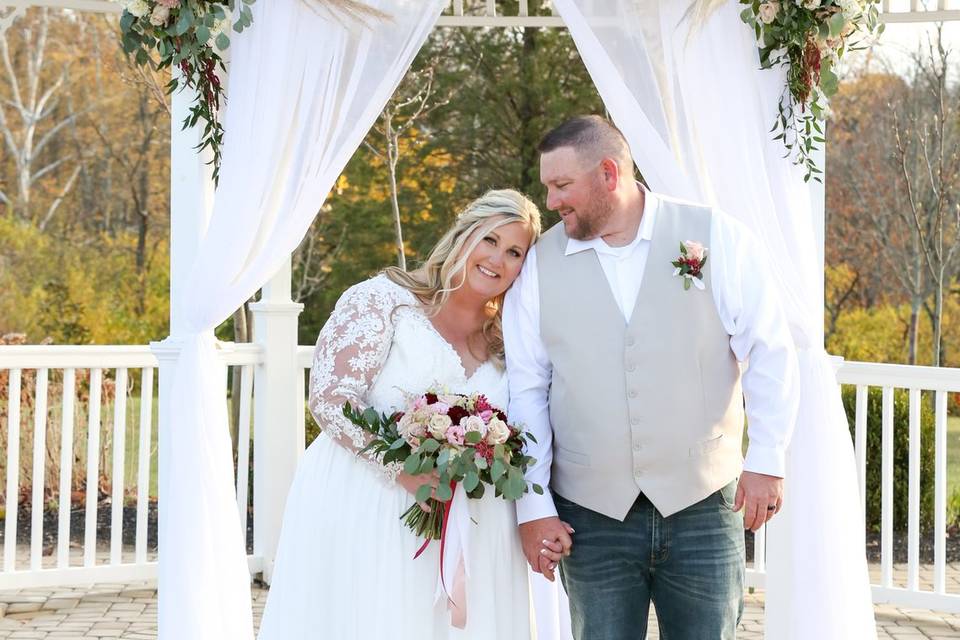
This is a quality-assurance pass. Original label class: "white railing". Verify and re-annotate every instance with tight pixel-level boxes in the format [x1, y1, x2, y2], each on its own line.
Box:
[837, 361, 960, 612]
[5, 344, 960, 615]
[0, 344, 261, 589]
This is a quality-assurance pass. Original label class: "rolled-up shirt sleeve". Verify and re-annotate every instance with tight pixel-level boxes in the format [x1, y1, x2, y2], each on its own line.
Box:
[503, 246, 559, 524]
[711, 213, 799, 479]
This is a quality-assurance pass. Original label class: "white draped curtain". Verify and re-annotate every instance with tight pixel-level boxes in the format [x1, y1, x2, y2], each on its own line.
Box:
[158, 0, 446, 637]
[551, 0, 875, 637]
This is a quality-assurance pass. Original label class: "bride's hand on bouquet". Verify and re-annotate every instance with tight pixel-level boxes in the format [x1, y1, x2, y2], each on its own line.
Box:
[398, 470, 440, 512]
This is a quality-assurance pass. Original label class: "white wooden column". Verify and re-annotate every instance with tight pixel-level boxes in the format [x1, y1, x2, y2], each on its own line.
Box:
[151, 76, 216, 591]
[250, 259, 303, 583]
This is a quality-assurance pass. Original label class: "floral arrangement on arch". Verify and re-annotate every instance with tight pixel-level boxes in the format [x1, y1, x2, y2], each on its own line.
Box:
[113, 0, 385, 184]
[739, 0, 883, 182]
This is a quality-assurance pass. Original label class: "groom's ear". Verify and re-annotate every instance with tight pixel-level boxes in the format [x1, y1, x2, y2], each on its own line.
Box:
[599, 157, 620, 191]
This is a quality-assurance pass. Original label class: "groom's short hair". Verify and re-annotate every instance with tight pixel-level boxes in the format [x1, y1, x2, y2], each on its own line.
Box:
[538, 115, 633, 171]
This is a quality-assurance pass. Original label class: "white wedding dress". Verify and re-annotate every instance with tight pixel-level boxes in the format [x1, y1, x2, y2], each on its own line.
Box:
[257, 275, 531, 640]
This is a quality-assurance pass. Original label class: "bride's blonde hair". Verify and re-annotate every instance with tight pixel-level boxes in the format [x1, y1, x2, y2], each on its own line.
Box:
[383, 189, 542, 368]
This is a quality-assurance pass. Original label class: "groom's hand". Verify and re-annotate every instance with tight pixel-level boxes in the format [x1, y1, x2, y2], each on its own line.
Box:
[519, 517, 574, 579]
[734, 471, 784, 532]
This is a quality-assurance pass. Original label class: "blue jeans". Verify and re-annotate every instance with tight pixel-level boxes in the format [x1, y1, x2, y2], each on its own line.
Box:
[555, 481, 744, 640]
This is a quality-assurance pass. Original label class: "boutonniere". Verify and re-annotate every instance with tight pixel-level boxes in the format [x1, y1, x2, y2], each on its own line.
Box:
[671, 241, 708, 291]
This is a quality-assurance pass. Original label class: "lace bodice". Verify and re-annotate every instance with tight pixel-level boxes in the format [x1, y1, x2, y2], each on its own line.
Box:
[307, 275, 509, 479]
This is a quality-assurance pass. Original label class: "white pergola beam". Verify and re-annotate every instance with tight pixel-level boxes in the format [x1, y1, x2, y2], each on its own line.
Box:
[1, 0, 959, 24]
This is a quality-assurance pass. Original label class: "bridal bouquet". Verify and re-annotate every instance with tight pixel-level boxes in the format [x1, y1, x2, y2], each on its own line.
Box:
[739, 0, 883, 181]
[343, 390, 543, 542]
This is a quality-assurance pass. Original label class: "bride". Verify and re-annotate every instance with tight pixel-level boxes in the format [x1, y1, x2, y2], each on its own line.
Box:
[258, 189, 556, 639]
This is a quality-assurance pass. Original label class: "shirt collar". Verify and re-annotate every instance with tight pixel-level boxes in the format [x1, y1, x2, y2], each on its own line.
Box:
[564, 185, 658, 257]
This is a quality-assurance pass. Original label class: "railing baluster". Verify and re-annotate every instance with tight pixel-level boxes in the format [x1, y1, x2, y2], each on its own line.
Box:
[110, 368, 128, 565]
[57, 368, 76, 568]
[907, 388, 921, 591]
[31, 368, 48, 571]
[519, 0, 529, 16]
[453, 0, 463, 16]
[236, 365, 253, 538]
[753, 524, 766, 574]
[881, 386, 894, 588]
[486, 0, 496, 16]
[135, 368, 154, 564]
[855, 385, 868, 515]
[84, 368, 102, 567]
[934, 390, 948, 594]
[3, 369, 22, 572]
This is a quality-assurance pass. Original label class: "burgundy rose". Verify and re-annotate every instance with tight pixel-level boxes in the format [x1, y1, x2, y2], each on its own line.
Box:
[448, 405, 469, 426]
[425, 392, 439, 404]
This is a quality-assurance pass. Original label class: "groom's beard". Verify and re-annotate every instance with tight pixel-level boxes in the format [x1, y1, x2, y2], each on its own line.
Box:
[565, 181, 615, 241]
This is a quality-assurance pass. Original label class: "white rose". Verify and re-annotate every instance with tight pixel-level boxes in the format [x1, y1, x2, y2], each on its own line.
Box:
[398, 413, 426, 441]
[485, 417, 510, 445]
[838, 0, 860, 18]
[801, 0, 821, 8]
[125, 0, 150, 18]
[149, 4, 170, 26]
[462, 415, 486, 435]
[758, 1, 780, 24]
[428, 413, 452, 440]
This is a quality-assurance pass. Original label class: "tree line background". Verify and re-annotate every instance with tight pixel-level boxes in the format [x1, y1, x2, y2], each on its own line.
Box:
[0, 3, 959, 540]
[0, 7, 958, 370]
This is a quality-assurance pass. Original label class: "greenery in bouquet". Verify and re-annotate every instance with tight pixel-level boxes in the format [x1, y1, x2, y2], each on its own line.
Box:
[739, 0, 883, 182]
[343, 391, 543, 542]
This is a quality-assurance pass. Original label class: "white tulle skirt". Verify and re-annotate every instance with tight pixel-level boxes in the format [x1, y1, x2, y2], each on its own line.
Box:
[257, 432, 531, 640]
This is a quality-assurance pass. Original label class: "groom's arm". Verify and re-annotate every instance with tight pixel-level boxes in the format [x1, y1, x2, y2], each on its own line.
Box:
[503, 247, 573, 580]
[711, 212, 800, 529]
[503, 246, 558, 524]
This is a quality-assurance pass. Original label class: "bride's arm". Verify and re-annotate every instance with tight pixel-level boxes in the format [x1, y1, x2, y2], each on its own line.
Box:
[306, 278, 404, 481]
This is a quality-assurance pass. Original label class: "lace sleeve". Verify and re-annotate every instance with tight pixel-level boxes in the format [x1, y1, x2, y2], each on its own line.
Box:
[307, 276, 406, 481]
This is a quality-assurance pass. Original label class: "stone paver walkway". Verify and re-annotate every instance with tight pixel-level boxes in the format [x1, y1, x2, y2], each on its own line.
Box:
[0, 581, 958, 638]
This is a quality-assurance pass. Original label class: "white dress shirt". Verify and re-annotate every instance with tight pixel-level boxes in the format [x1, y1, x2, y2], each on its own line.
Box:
[504, 190, 800, 524]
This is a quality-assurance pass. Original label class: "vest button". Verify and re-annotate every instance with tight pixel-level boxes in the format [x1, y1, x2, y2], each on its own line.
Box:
[629, 389, 638, 398]
[627, 364, 637, 372]
[626, 337, 635, 347]
[633, 443, 641, 452]
[631, 417, 640, 426]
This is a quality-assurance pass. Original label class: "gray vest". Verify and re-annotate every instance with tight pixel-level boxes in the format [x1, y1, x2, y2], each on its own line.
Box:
[537, 197, 744, 520]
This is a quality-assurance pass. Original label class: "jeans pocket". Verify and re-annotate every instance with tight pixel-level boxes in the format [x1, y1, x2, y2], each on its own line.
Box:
[718, 478, 738, 511]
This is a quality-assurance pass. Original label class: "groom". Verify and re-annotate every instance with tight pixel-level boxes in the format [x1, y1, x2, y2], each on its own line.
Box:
[503, 115, 799, 639]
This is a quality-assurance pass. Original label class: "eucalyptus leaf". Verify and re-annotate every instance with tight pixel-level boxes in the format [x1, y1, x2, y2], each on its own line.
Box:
[415, 484, 432, 504]
[436, 483, 453, 502]
[404, 454, 422, 475]
[464, 472, 480, 493]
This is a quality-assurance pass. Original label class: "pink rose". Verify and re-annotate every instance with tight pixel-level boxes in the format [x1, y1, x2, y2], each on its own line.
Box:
[479, 409, 494, 423]
[445, 425, 465, 446]
[683, 240, 706, 263]
[413, 395, 428, 411]
[429, 402, 450, 415]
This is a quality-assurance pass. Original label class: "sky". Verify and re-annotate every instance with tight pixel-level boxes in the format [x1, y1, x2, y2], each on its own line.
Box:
[842, 20, 960, 80]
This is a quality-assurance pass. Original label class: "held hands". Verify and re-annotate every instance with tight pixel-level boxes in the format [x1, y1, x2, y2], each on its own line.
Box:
[734, 470, 783, 532]
[518, 516, 575, 582]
